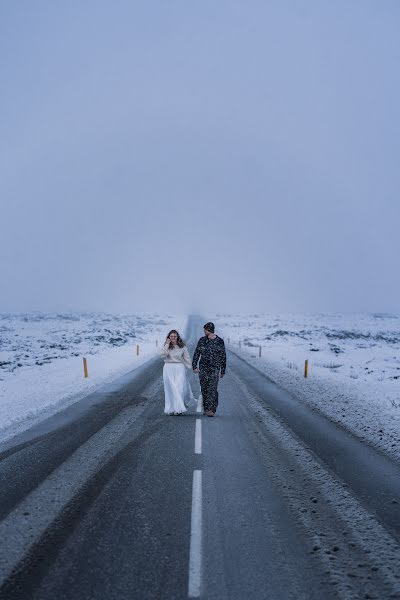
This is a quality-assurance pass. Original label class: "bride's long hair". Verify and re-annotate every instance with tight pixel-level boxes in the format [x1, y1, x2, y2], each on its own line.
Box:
[166, 329, 185, 349]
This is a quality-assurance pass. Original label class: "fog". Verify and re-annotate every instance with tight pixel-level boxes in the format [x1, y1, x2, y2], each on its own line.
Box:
[1, 1, 399, 315]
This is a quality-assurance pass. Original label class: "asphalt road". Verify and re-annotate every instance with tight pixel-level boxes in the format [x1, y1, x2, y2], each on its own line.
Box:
[0, 315, 399, 599]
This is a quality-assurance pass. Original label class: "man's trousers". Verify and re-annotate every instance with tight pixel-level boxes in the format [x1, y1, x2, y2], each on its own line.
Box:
[199, 367, 220, 413]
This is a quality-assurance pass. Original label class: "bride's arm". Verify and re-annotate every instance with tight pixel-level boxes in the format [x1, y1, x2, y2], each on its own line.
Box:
[182, 346, 192, 369]
[160, 341, 170, 358]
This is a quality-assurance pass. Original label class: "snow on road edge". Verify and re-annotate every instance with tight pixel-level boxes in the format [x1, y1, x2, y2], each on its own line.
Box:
[227, 343, 400, 465]
[0, 315, 188, 445]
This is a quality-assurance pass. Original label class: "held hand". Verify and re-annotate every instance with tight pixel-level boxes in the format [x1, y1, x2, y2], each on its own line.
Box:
[193, 368, 200, 374]
[220, 373, 224, 379]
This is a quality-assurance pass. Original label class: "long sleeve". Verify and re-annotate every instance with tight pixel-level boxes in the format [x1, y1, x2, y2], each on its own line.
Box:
[192, 339, 202, 370]
[220, 340, 226, 375]
[160, 342, 170, 359]
[182, 346, 192, 369]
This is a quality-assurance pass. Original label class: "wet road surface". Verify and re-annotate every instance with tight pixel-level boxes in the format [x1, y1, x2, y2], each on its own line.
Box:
[0, 316, 399, 599]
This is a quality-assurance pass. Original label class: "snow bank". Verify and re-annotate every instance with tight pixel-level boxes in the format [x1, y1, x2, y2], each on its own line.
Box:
[215, 313, 400, 464]
[0, 312, 186, 443]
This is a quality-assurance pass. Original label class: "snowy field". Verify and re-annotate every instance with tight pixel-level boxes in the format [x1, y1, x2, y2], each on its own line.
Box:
[0, 312, 186, 443]
[2, 311, 399, 463]
[215, 313, 400, 463]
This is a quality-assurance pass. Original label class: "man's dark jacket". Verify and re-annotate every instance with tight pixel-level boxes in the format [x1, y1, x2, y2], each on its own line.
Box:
[192, 335, 226, 375]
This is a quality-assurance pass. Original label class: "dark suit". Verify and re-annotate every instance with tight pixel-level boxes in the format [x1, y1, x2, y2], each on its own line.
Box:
[192, 335, 226, 413]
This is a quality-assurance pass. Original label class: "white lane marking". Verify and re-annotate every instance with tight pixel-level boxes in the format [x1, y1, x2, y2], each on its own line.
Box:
[196, 393, 202, 413]
[188, 470, 202, 598]
[195, 419, 202, 454]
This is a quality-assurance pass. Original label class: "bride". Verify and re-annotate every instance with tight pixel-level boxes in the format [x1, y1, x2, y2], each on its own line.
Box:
[160, 330, 198, 415]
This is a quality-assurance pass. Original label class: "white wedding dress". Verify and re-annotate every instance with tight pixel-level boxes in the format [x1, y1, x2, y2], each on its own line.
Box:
[160, 343, 199, 414]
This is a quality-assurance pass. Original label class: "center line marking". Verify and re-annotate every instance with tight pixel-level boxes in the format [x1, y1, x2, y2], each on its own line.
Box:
[188, 470, 202, 598]
[195, 419, 202, 454]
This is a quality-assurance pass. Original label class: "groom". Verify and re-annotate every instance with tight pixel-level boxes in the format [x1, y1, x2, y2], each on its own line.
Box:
[192, 322, 226, 417]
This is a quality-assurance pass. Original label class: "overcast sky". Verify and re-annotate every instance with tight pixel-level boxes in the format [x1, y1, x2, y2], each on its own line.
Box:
[1, 1, 399, 315]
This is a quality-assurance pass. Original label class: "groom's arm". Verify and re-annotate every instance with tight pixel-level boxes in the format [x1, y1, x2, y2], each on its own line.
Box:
[192, 340, 202, 370]
[220, 340, 226, 377]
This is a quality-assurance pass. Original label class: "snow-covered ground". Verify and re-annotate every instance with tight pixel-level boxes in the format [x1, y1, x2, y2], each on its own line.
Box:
[215, 313, 400, 463]
[0, 312, 186, 443]
[2, 311, 399, 463]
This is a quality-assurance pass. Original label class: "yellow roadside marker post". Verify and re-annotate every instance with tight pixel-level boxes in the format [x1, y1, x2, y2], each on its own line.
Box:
[136, 344, 140, 356]
[304, 359, 308, 378]
[259, 346, 262, 358]
[83, 357, 88, 378]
